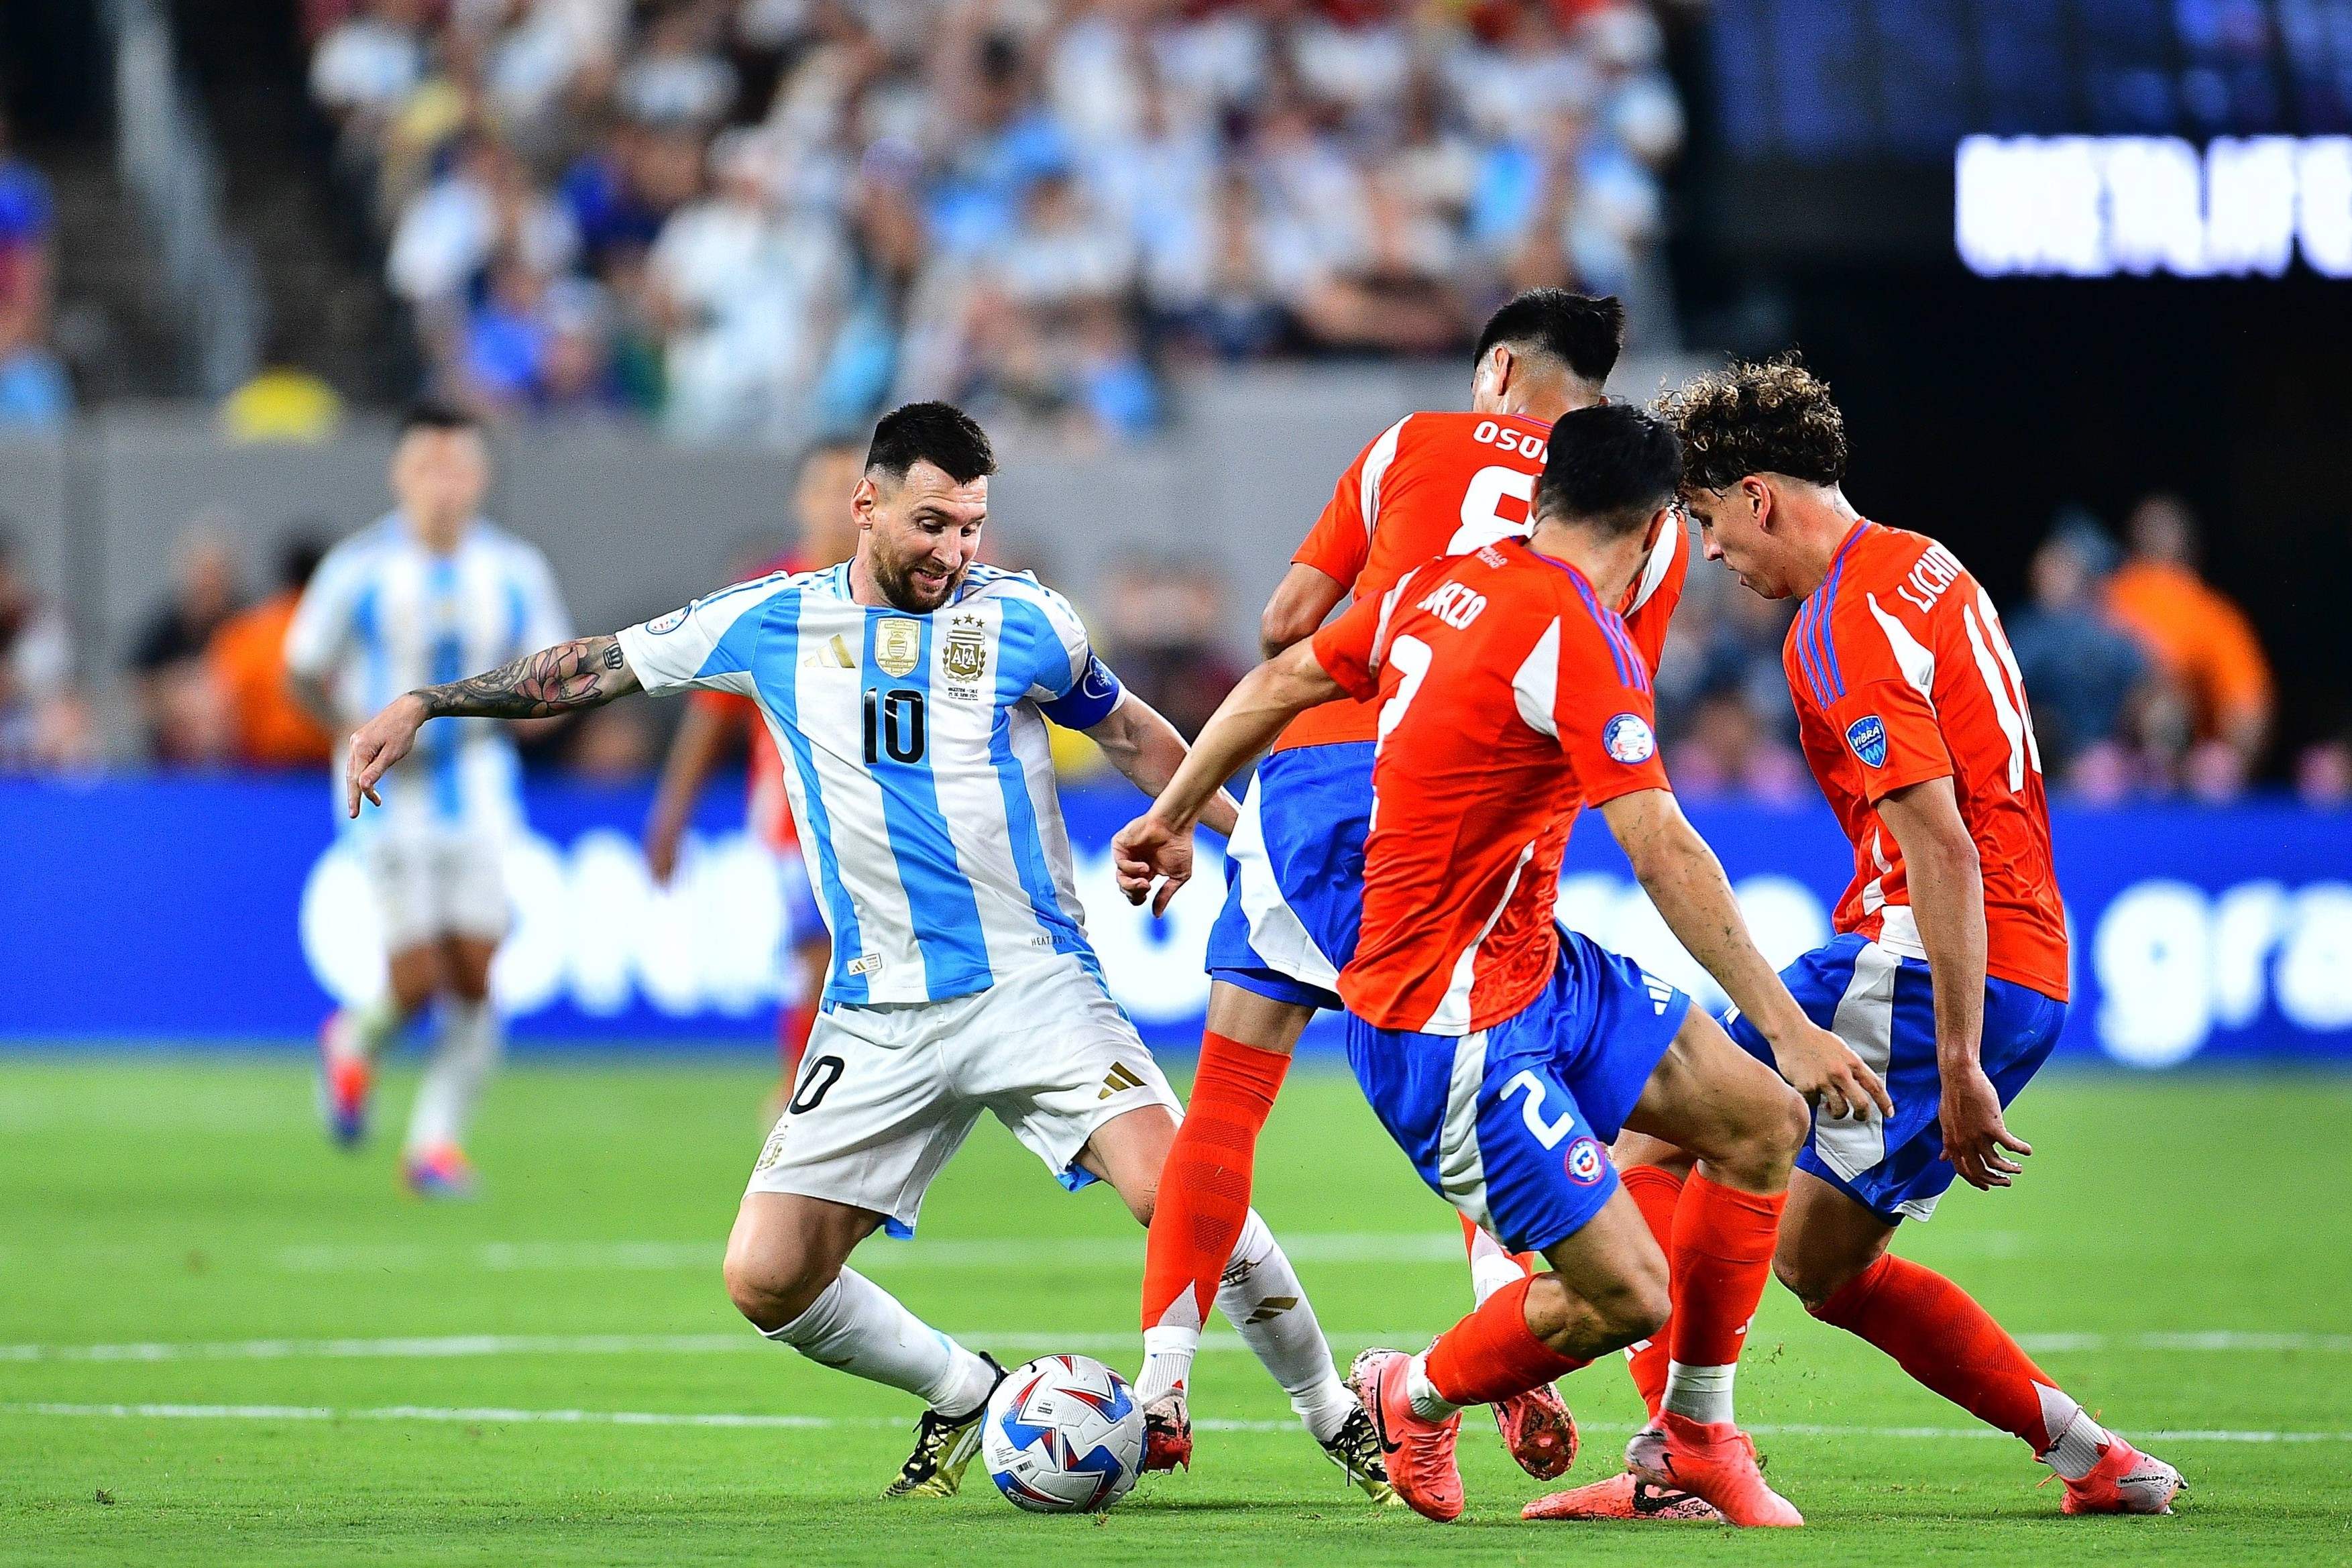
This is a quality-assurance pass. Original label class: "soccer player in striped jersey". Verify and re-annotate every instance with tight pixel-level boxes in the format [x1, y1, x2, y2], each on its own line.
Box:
[1545, 359, 2178, 1517]
[1117, 404, 1893, 1526]
[337, 402, 1391, 1504]
[1137, 290, 1687, 1482]
[287, 401, 573, 1196]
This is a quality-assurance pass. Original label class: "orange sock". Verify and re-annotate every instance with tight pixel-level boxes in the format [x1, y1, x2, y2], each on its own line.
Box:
[1423, 1274, 1588, 1408]
[1140, 1032, 1290, 1333]
[1811, 1252, 2073, 1452]
[1618, 1164, 1684, 1417]
[1665, 1174, 1785, 1418]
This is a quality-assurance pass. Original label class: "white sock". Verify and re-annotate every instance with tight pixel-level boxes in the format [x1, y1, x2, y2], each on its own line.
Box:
[1465, 1226, 1528, 1306]
[1404, 1351, 1460, 1421]
[349, 991, 406, 1058]
[1216, 1209, 1355, 1444]
[1661, 1359, 1737, 1426]
[1136, 1325, 1198, 1405]
[2037, 1387, 2111, 1479]
[404, 999, 500, 1154]
[762, 1268, 996, 1414]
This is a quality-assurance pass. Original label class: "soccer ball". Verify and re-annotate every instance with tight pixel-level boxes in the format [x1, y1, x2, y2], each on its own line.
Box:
[980, 1354, 1145, 1514]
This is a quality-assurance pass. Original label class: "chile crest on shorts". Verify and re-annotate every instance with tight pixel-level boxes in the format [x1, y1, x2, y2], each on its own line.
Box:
[1846, 714, 1888, 768]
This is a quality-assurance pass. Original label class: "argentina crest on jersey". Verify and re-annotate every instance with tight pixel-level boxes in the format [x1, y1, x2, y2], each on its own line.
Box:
[938, 610, 991, 700]
[1846, 714, 1889, 768]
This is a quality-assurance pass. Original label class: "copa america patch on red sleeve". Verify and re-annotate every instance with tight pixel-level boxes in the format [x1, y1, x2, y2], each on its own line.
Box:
[1604, 713, 1656, 764]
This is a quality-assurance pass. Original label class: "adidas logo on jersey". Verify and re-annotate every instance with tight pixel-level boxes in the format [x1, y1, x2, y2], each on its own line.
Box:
[1098, 1062, 1146, 1101]
[1642, 972, 1675, 1015]
[800, 634, 857, 669]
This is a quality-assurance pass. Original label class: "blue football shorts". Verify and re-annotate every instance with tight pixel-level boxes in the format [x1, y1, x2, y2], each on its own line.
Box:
[1204, 741, 1376, 1013]
[1345, 929, 1693, 1255]
[1722, 933, 2066, 1223]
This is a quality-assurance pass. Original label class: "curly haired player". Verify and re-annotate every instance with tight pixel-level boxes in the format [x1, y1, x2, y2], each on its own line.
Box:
[1529, 359, 2184, 1521]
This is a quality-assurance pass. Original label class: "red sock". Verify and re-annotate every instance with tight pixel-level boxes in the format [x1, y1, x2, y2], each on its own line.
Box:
[1618, 1164, 1684, 1416]
[1811, 1253, 2067, 1451]
[1424, 1274, 1588, 1407]
[777, 1001, 816, 1087]
[1669, 1174, 1785, 1372]
[1139, 1032, 1290, 1332]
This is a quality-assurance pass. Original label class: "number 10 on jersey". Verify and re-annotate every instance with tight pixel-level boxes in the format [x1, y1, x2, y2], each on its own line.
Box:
[864, 688, 928, 765]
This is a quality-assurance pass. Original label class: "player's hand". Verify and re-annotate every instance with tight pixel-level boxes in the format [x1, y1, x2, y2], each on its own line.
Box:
[345, 694, 427, 818]
[1111, 813, 1193, 917]
[1940, 1064, 2030, 1190]
[643, 814, 684, 885]
[1769, 1020, 1895, 1124]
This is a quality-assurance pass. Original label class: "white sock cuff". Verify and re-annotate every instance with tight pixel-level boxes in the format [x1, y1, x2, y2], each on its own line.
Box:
[761, 1276, 847, 1345]
[1404, 1352, 1460, 1422]
[2038, 1388, 2109, 1479]
[1661, 1359, 1738, 1426]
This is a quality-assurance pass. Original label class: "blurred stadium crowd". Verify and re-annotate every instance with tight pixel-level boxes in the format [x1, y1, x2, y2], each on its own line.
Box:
[292, 0, 1685, 444]
[0, 1, 2339, 805]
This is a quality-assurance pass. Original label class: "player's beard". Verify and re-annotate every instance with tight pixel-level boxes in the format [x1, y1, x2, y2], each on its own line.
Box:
[869, 543, 964, 612]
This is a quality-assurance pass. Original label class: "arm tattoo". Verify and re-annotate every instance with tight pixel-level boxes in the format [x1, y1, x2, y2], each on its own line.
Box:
[412, 634, 638, 720]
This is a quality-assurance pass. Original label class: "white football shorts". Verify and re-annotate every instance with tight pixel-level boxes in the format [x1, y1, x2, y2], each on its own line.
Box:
[362, 828, 512, 952]
[744, 951, 1180, 1235]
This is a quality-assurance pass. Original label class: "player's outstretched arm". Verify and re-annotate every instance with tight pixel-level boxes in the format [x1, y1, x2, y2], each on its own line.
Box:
[643, 698, 733, 885]
[1111, 640, 1345, 915]
[1084, 693, 1242, 840]
[1601, 787, 1895, 1123]
[1877, 777, 2026, 1190]
[345, 634, 642, 817]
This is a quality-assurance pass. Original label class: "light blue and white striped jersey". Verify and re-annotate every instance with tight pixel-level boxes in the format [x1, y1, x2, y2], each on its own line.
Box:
[285, 513, 572, 838]
[614, 563, 1126, 1006]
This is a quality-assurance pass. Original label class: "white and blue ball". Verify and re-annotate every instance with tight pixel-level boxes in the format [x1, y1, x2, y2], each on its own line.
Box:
[980, 1355, 1145, 1514]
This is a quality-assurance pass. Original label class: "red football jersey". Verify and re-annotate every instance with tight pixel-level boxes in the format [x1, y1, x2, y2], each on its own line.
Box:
[1314, 539, 1673, 1035]
[1280, 410, 1687, 751]
[1787, 521, 2069, 1001]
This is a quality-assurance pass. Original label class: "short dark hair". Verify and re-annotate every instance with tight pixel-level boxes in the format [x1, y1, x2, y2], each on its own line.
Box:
[1653, 355, 1847, 492]
[1473, 290, 1625, 388]
[397, 399, 480, 438]
[865, 402, 997, 486]
[1534, 404, 1683, 537]
[276, 531, 329, 592]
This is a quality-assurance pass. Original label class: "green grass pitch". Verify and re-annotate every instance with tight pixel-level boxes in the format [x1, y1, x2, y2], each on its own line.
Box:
[2, 1055, 2349, 1565]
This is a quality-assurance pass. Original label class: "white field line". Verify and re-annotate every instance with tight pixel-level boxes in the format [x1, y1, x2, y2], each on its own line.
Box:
[0, 1331, 1396, 1364]
[266, 1233, 1466, 1274]
[3, 1402, 2347, 1445]
[5, 1328, 2347, 1365]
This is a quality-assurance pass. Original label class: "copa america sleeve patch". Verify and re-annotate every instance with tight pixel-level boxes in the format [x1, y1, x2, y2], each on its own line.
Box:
[1846, 714, 1889, 767]
[1602, 713, 1656, 764]
[646, 606, 689, 634]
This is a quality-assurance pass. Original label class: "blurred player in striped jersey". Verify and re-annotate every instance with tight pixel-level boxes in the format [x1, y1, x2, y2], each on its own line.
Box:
[287, 402, 573, 1196]
[1130, 290, 1687, 1481]
[643, 439, 863, 1104]
[337, 402, 1392, 1504]
[1528, 359, 2180, 1518]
